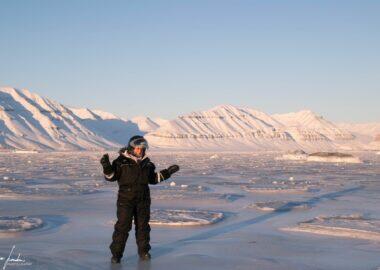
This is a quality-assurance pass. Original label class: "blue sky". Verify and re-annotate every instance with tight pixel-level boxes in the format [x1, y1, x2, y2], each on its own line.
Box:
[0, 0, 379, 122]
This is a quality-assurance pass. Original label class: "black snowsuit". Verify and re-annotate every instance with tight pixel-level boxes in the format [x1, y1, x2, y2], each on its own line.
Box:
[104, 152, 171, 258]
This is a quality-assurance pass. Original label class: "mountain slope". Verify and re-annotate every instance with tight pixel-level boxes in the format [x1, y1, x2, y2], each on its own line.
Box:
[272, 110, 354, 141]
[69, 107, 143, 146]
[337, 122, 380, 150]
[0, 87, 118, 151]
[145, 105, 342, 151]
[131, 116, 163, 133]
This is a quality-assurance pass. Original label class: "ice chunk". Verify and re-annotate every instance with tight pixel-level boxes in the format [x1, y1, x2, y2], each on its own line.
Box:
[247, 201, 310, 212]
[0, 216, 43, 232]
[150, 209, 224, 226]
[282, 214, 380, 241]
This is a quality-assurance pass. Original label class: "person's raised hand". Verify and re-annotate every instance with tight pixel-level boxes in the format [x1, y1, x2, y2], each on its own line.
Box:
[100, 154, 113, 174]
[100, 153, 110, 167]
[167, 165, 179, 176]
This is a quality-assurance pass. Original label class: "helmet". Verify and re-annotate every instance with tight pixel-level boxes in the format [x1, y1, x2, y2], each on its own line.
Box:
[127, 135, 149, 153]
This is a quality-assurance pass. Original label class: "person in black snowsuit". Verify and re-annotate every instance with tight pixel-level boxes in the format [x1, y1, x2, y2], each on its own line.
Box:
[100, 135, 179, 264]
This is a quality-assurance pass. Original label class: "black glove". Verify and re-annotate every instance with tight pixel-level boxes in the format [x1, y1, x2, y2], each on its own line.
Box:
[167, 165, 180, 176]
[100, 154, 113, 175]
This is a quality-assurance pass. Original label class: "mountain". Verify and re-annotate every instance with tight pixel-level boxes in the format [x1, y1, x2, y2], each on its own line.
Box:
[272, 110, 355, 141]
[69, 107, 143, 145]
[131, 116, 165, 133]
[0, 87, 118, 151]
[337, 122, 380, 150]
[337, 122, 380, 139]
[1, 87, 375, 152]
[145, 104, 351, 151]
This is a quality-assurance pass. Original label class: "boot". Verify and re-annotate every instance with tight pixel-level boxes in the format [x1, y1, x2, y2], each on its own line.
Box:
[111, 256, 121, 264]
[139, 252, 151, 261]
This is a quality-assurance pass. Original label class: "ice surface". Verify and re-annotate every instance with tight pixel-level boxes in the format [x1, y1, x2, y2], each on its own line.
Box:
[150, 183, 242, 202]
[0, 151, 379, 269]
[242, 179, 313, 193]
[275, 150, 308, 161]
[276, 151, 362, 163]
[282, 214, 380, 241]
[108, 209, 224, 226]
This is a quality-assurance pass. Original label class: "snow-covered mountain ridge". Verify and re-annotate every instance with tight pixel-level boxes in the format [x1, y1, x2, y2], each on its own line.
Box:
[0, 87, 378, 151]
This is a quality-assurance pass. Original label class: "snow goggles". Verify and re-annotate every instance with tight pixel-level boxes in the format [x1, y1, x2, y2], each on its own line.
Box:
[129, 137, 149, 149]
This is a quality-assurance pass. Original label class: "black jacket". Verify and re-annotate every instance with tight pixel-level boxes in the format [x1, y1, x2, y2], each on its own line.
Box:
[104, 152, 171, 202]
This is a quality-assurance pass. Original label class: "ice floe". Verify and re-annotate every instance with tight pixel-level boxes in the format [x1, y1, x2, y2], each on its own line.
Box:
[282, 214, 380, 241]
[150, 209, 224, 226]
[0, 216, 44, 233]
[247, 201, 310, 212]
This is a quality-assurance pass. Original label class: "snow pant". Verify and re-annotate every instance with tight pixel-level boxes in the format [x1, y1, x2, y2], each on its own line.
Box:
[109, 198, 151, 258]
